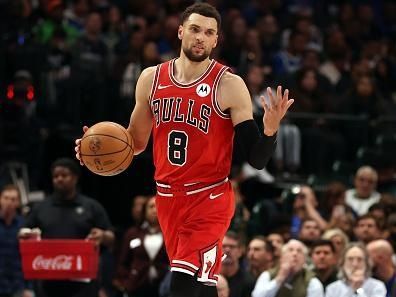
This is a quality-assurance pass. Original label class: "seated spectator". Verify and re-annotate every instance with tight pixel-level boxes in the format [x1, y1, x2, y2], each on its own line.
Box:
[252, 239, 324, 297]
[345, 166, 381, 216]
[0, 184, 33, 297]
[228, 181, 250, 239]
[130, 195, 149, 227]
[386, 214, 396, 252]
[20, 158, 115, 297]
[320, 182, 349, 221]
[322, 229, 350, 264]
[289, 185, 327, 238]
[221, 231, 255, 297]
[298, 219, 322, 250]
[327, 206, 356, 240]
[310, 240, 338, 288]
[247, 236, 275, 280]
[325, 242, 386, 297]
[367, 239, 396, 297]
[267, 233, 285, 261]
[368, 203, 388, 231]
[217, 274, 230, 297]
[114, 196, 168, 297]
[354, 214, 382, 245]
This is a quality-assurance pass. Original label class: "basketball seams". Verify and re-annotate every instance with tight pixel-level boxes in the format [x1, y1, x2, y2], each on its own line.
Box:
[81, 121, 134, 176]
[108, 122, 134, 151]
[81, 134, 132, 151]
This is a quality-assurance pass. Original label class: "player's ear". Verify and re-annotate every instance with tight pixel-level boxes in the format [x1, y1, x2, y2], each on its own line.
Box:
[178, 25, 183, 40]
[213, 34, 218, 48]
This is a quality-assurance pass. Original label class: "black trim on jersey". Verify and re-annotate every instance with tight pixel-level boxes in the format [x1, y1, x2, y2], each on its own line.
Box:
[234, 119, 277, 169]
[211, 65, 230, 119]
[169, 59, 216, 88]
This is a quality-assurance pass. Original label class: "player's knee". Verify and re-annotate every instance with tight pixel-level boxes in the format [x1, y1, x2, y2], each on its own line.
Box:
[169, 271, 200, 297]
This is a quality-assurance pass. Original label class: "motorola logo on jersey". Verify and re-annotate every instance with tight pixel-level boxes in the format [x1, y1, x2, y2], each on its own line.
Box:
[196, 83, 211, 97]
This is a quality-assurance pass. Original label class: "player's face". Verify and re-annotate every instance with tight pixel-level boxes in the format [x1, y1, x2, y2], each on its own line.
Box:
[178, 13, 218, 62]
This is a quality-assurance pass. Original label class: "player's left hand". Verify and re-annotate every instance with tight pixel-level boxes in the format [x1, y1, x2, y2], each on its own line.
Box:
[261, 86, 294, 136]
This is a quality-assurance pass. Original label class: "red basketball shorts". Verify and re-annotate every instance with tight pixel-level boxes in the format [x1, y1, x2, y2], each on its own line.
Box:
[155, 179, 235, 285]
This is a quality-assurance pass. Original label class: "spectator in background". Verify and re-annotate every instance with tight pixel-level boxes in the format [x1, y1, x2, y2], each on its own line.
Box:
[319, 182, 348, 221]
[252, 239, 324, 297]
[246, 236, 275, 280]
[289, 185, 327, 238]
[322, 228, 349, 264]
[327, 207, 356, 241]
[367, 239, 396, 297]
[221, 15, 248, 72]
[368, 203, 388, 231]
[0, 184, 33, 297]
[310, 240, 338, 288]
[221, 231, 255, 297]
[228, 181, 250, 239]
[272, 30, 307, 77]
[386, 214, 396, 252]
[345, 166, 381, 216]
[291, 67, 345, 174]
[340, 75, 387, 157]
[70, 11, 108, 126]
[130, 195, 149, 227]
[217, 274, 230, 297]
[325, 242, 386, 297]
[298, 219, 322, 250]
[114, 196, 168, 297]
[20, 158, 115, 297]
[34, 0, 80, 46]
[354, 214, 382, 245]
[256, 13, 281, 68]
[64, 0, 91, 33]
[267, 233, 285, 261]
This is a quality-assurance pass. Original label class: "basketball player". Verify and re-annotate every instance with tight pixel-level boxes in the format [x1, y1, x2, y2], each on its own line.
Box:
[76, 3, 293, 297]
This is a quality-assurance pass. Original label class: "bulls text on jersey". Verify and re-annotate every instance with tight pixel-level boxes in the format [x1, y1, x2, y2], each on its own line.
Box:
[151, 97, 211, 134]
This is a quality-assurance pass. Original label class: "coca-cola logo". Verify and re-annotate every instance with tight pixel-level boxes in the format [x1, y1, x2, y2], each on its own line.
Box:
[32, 255, 82, 271]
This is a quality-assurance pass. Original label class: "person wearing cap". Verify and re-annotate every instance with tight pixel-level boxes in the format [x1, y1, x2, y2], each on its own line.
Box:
[20, 157, 114, 297]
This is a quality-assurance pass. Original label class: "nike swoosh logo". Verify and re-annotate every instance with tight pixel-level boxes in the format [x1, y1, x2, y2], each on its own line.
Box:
[158, 84, 172, 90]
[209, 192, 224, 200]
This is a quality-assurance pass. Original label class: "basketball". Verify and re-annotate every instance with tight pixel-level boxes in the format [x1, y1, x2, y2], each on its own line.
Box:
[80, 122, 134, 176]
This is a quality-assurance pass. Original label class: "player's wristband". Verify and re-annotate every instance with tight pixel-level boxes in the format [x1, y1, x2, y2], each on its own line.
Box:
[234, 119, 277, 169]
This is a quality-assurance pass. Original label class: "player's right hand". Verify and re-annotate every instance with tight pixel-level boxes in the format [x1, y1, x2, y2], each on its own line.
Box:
[75, 126, 89, 165]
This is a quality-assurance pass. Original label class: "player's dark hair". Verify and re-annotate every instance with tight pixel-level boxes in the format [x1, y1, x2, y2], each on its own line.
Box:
[51, 158, 81, 177]
[181, 3, 221, 30]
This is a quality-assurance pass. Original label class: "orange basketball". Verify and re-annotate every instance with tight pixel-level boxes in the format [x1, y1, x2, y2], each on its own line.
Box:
[80, 122, 134, 176]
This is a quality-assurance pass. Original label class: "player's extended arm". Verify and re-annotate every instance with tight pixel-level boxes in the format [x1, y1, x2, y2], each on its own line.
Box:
[218, 73, 294, 169]
[127, 67, 156, 155]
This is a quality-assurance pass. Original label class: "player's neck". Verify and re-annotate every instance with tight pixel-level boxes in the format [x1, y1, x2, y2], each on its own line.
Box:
[173, 56, 212, 84]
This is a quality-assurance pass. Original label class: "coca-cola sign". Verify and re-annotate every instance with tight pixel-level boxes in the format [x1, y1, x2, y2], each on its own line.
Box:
[32, 255, 82, 271]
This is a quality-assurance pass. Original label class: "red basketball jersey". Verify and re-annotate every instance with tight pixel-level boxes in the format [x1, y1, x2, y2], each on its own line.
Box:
[149, 59, 234, 185]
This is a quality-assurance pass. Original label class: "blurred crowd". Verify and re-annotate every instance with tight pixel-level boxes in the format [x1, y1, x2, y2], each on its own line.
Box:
[1, 0, 396, 297]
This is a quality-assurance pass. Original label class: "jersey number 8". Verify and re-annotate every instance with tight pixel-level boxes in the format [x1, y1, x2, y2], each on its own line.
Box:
[168, 130, 188, 166]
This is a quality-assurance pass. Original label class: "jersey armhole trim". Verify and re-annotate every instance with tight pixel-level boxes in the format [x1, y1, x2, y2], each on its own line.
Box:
[211, 66, 231, 119]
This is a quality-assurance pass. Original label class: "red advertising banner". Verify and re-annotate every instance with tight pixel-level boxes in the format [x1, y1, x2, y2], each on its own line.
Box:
[20, 239, 99, 279]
